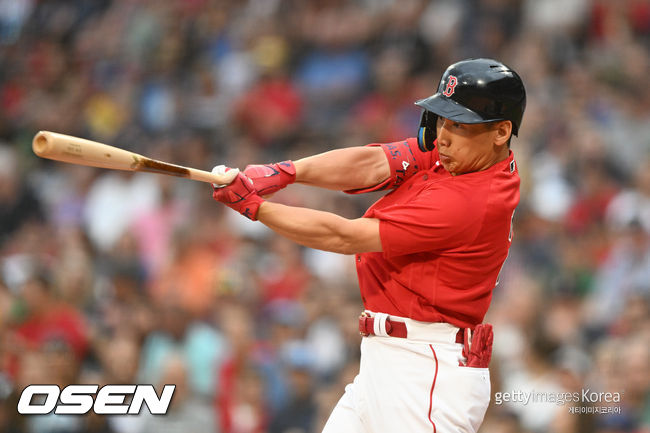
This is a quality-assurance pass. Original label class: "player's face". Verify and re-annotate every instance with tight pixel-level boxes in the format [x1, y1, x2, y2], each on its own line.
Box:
[436, 117, 511, 176]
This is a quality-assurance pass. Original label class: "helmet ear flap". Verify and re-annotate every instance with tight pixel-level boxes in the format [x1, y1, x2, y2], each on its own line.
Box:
[417, 111, 437, 152]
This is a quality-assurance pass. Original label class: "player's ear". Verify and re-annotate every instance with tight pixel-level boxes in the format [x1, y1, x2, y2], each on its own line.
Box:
[493, 121, 512, 147]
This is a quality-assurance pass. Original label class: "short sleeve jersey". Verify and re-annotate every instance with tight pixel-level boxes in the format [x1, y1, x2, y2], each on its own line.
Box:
[356, 138, 520, 329]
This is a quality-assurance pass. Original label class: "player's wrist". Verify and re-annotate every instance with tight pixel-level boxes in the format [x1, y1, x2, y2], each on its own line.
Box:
[239, 193, 265, 221]
[274, 160, 296, 185]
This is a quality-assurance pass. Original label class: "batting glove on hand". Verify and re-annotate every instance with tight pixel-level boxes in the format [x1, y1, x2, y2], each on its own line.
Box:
[212, 165, 265, 221]
[243, 160, 296, 197]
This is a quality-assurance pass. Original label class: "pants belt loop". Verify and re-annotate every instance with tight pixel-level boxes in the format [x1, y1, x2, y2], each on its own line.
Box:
[373, 313, 390, 337]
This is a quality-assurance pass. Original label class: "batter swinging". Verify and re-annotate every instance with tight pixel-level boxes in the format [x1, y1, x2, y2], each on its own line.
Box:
[211, 58, 526, 433]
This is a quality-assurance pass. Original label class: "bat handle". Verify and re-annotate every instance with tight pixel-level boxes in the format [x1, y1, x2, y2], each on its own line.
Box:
[189, 167, 240, 186]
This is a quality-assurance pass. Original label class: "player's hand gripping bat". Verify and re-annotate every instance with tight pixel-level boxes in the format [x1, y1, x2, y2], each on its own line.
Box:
[32, 131, 238, 186]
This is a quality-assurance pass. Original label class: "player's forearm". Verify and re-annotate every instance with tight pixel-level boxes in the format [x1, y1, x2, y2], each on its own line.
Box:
[293, 146, 389, 191]
[256, 201, 381, 254]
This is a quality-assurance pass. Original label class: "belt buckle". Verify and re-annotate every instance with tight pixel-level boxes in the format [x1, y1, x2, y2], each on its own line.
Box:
[358, 312, 371, 337]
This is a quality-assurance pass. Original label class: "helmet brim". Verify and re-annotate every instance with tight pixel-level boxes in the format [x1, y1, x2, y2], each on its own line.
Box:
[415, 94, 502, 125]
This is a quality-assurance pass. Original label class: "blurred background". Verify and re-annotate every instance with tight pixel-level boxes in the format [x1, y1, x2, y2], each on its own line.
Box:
[1, 0, 649, 432]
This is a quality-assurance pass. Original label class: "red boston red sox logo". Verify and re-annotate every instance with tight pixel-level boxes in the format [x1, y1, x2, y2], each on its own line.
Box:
[442, 75, 458, 97]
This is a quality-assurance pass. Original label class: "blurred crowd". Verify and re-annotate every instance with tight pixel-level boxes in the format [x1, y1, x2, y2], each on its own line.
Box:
[1, 0, 650, 432]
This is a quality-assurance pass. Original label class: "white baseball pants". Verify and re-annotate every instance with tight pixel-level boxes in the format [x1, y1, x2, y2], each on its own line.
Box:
[322, 318, 490, 433]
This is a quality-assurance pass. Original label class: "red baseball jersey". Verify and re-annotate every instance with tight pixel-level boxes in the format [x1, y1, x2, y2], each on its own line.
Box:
[356, 138, 520, 329]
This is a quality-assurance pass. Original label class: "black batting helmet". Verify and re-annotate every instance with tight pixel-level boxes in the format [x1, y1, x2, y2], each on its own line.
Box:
[415, 58, 526, 151]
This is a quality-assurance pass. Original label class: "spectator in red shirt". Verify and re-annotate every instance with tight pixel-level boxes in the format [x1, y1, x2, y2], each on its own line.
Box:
[11, 272, 88, 369]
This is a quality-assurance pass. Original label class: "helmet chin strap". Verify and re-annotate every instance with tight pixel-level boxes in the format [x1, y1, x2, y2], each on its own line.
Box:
[417, 111, 437, 152]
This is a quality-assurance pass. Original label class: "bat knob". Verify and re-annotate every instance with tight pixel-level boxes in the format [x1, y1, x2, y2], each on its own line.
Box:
[211, 165, 240, 187]
[224, 168, 240, 184]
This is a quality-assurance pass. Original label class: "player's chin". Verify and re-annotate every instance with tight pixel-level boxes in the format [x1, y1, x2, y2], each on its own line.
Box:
[440, 160, 455, 173]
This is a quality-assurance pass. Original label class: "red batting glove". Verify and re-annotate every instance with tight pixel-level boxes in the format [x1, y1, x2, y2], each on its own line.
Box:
[243, 161, 296, 196]
[464, 323, 493, 368]
[212, 169, 265, 221]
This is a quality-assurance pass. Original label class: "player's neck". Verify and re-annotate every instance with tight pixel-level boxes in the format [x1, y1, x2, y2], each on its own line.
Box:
[466, 147, 510, 176]
[493, 146, 510, 165]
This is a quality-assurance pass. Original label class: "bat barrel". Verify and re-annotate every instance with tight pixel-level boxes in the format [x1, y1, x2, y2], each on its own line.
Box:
[31, 130, 140, 170]
[31, 130, 237, 186]
[32, 131, 52, 156]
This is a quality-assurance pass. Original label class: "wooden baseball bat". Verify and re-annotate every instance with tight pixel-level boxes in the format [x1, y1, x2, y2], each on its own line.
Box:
[32, 131, 238, 185]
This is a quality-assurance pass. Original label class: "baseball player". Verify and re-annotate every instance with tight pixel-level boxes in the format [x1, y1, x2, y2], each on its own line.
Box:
[212, 58, 526, 433]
